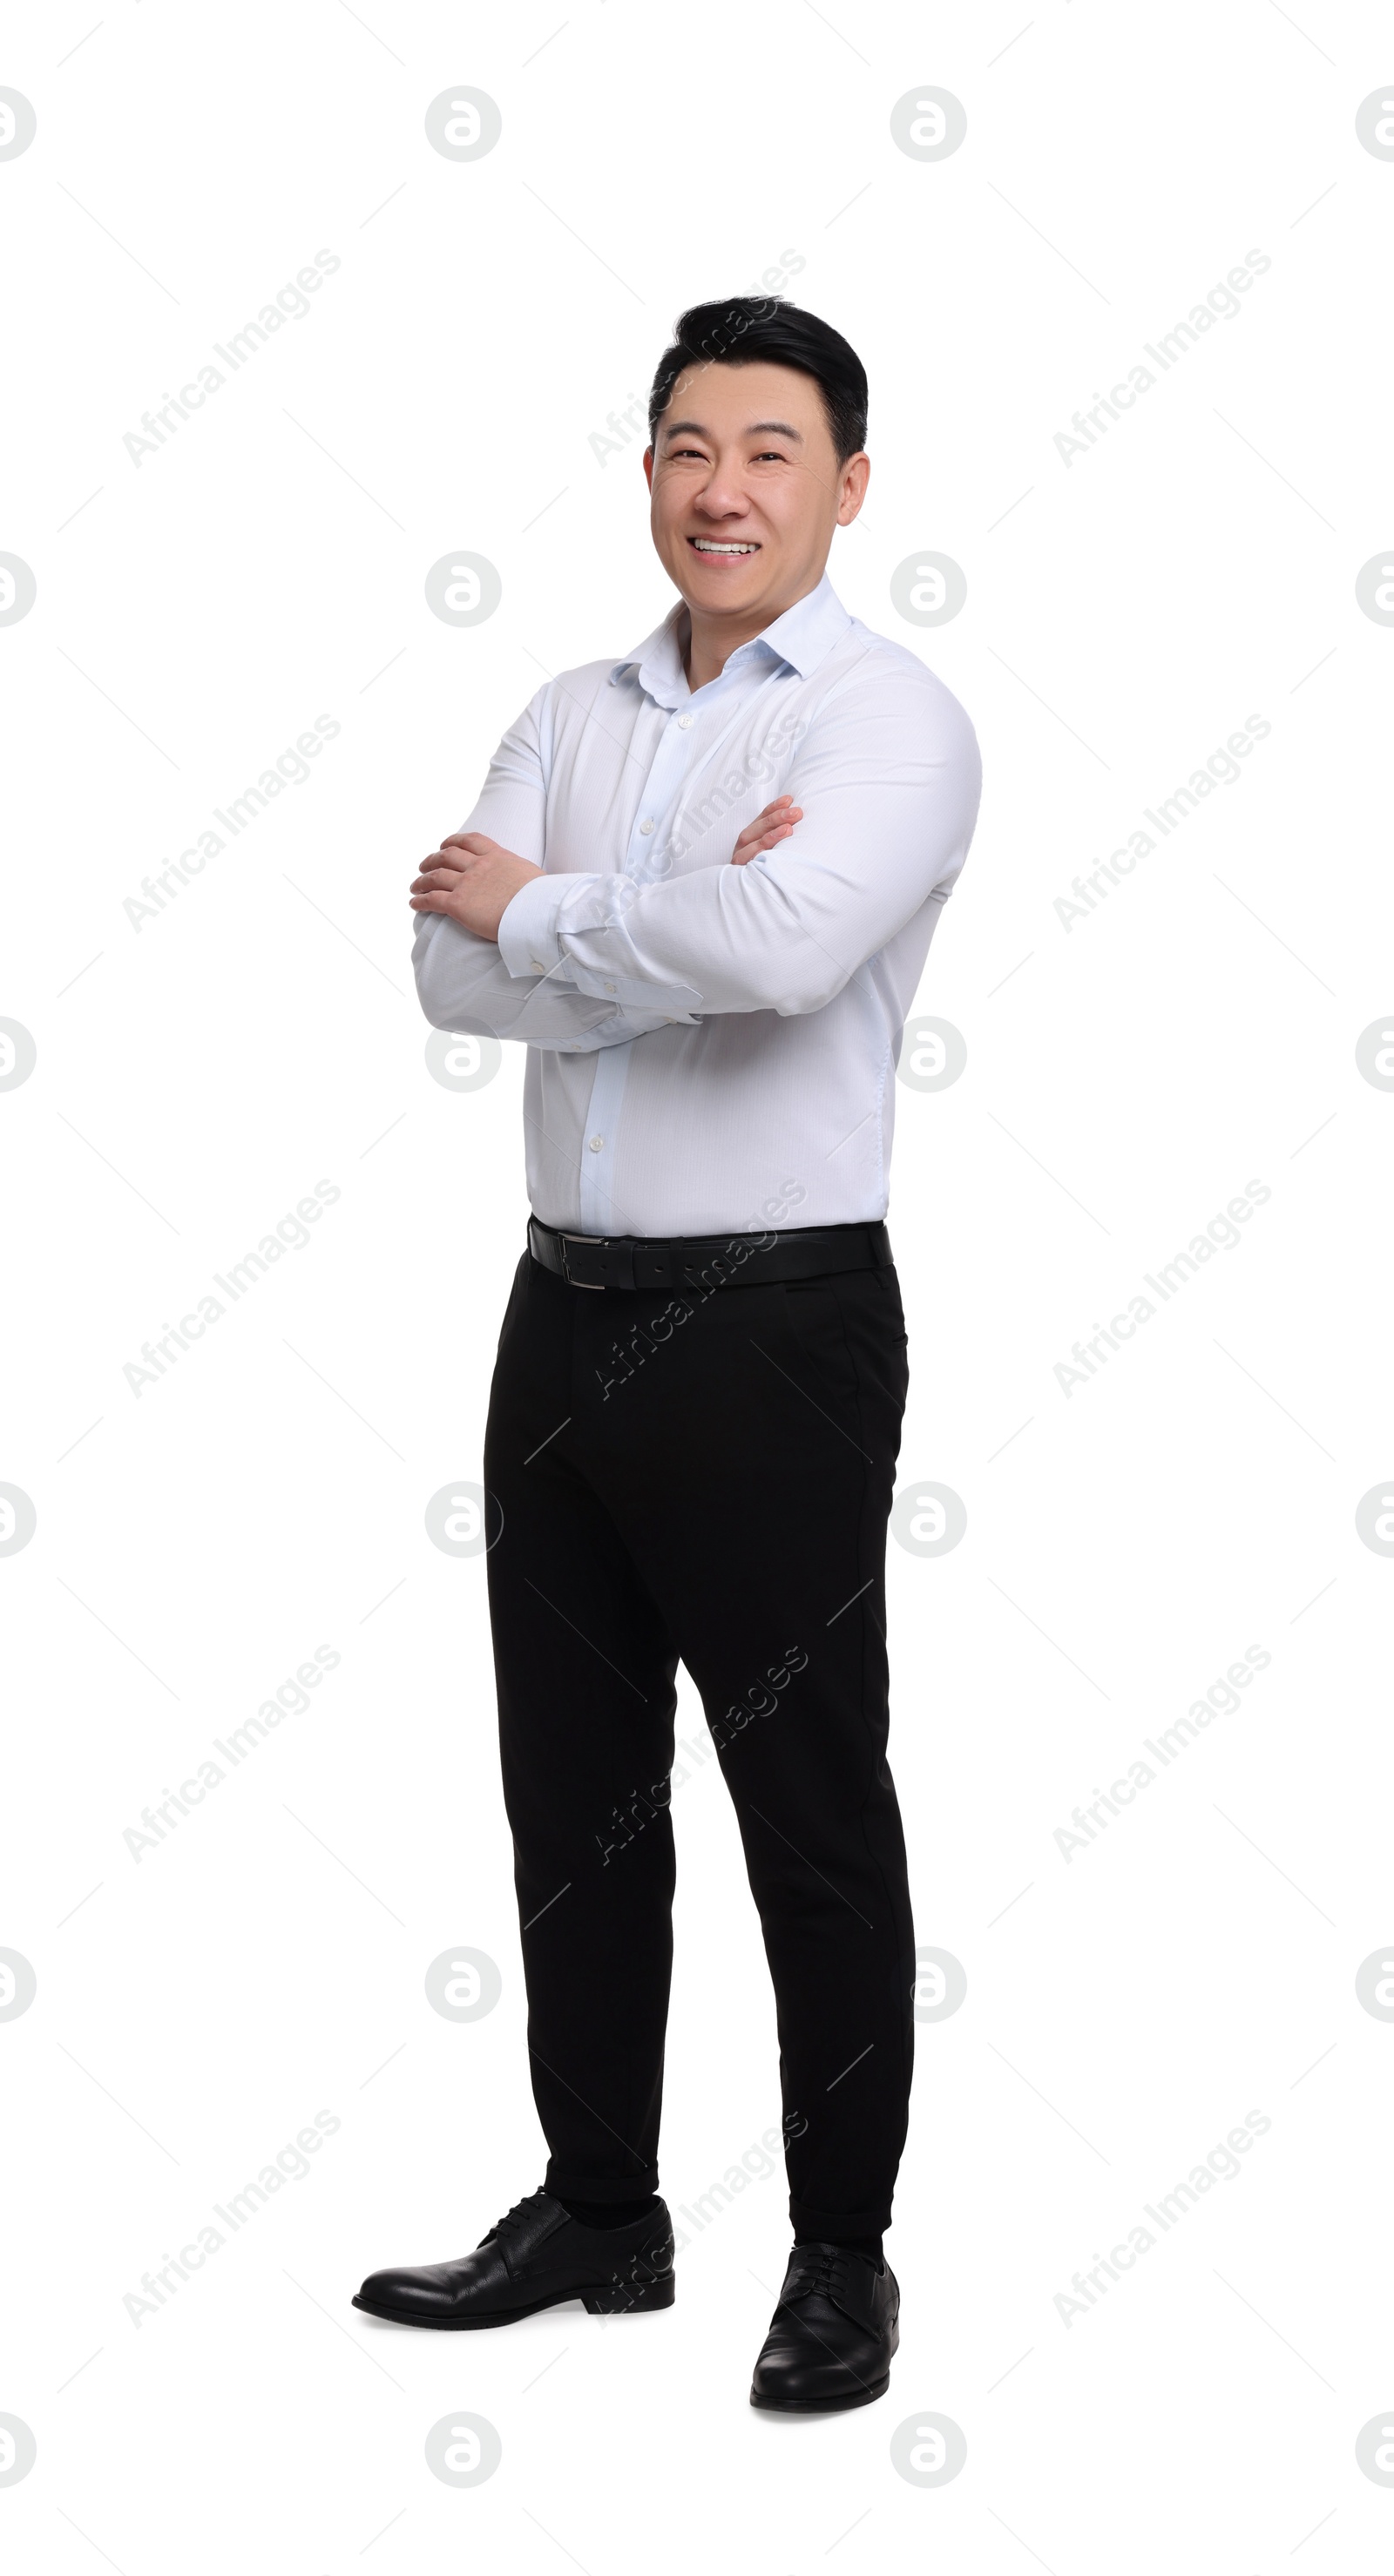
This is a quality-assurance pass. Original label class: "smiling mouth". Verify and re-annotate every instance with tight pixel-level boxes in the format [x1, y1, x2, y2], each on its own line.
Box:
[687, 538, 760, 555]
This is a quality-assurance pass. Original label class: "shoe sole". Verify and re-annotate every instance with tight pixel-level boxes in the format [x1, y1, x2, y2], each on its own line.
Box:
[750, 2370, 890, 2413]
[352, 2275, 675, 2329]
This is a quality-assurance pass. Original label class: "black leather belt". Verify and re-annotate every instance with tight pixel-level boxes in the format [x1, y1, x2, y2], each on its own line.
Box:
[526, 1215, 892, 1294]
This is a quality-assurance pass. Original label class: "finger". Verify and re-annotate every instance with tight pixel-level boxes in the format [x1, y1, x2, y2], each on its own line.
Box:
[740, 796, 795, 831]
[440, 831, 493, 855]
[743, 817, 801, 854]
[734, 796, 791, 830]
[410, 867, 464, 891]
[731, 823, 795, 865]
[732, 801, 801, 855]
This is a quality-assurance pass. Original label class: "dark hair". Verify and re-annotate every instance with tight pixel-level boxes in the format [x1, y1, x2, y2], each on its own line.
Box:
[647, 297, 869, 465]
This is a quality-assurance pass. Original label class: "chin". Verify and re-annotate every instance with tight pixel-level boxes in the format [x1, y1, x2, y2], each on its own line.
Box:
[681, 560, 769, 597]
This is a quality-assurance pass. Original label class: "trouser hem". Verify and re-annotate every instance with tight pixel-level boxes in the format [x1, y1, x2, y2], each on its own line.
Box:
[545, 2162, 661, 2204]
[789, 2194, 892, 2238]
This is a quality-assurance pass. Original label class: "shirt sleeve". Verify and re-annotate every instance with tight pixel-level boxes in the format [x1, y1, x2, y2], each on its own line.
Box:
[413, 685, 691, 1051]
[413, 912, 691, 1049]
[494, 664, 983, 1019]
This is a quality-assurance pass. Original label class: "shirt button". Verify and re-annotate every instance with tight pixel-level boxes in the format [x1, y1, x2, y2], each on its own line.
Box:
[639, 816, 654, 835]
[587, 1134, 605, 1151]
[677, 714, 694, 730]
[530, 957, 545, 970]
[604, 980, 616, 992]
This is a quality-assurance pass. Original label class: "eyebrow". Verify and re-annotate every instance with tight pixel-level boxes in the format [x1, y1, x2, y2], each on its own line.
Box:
[660, 418, 804, 445]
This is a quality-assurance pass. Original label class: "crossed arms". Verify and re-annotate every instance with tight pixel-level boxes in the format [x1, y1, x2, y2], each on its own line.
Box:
[410, 670, 980, 1051]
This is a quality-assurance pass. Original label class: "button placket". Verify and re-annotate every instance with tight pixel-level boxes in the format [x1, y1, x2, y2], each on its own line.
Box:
[577, 1045, 633, 1231]
[625, 710, 695, 876]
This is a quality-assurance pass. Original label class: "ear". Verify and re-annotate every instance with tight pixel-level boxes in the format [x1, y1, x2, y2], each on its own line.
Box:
[642, 446, 655, 494]
[836, 452, 871, 528]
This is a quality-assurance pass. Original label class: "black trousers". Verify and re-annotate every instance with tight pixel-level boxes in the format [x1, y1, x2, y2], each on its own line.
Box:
[481, 1237, 915, 2238]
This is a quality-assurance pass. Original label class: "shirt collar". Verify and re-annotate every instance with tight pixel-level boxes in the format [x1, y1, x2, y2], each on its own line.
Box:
[608, 571, 851, 705]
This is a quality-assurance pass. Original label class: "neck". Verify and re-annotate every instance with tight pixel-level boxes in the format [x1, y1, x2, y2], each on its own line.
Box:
[680, 572, 823, 692]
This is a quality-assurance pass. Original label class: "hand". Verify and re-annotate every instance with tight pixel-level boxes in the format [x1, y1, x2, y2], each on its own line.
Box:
[730, 795, 803, 866]
[409, 833, 543, 942]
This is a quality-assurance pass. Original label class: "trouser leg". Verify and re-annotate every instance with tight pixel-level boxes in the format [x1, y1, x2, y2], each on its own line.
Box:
[564, 1257, 915, 2237]
[483, 1254, 681, 2205]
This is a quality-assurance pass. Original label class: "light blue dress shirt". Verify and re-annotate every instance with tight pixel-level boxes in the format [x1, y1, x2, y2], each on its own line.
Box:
[412, 572, 982, 1237]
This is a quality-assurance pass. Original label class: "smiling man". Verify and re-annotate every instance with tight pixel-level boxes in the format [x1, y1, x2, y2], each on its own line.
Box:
[353, 298, 982, 2413]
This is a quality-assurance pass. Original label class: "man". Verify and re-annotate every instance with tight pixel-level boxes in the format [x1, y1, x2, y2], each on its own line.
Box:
[352, 297, 982, 2411]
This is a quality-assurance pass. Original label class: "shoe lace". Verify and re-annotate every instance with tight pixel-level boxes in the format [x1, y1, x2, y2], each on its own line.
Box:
[788, 2242, 842, 2303]
[480, 2188, 547, 2248]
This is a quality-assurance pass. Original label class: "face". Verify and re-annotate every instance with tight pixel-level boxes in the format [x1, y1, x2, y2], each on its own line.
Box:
[643, 359, 869, 624]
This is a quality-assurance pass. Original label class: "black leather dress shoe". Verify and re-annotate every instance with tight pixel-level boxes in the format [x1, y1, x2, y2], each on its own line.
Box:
[749, 2242, 899, 2410]
[352, 2188, 675, 2329]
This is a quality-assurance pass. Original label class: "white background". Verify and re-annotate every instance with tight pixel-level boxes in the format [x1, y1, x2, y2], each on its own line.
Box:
[3, 2, 1393, 2569]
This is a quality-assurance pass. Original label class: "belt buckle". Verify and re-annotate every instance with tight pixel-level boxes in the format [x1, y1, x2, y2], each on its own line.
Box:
[558, 1232, 606, 1290]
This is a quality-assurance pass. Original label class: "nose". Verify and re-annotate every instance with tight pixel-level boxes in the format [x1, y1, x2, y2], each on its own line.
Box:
[691, 457, 753, 520]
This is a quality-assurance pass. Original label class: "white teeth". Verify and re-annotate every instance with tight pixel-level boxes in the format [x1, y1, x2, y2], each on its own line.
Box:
[692, 540, 756, 553]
